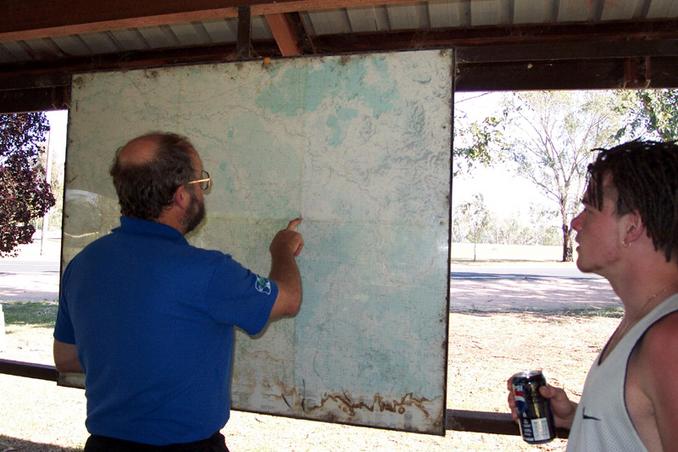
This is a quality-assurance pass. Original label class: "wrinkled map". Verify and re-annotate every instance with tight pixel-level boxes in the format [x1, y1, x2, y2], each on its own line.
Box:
[64, 50, 452, 434]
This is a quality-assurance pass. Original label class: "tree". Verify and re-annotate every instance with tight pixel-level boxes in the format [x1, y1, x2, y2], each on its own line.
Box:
[487, 216, 532, 245]
[0, 112, 55, 257]
[503, 91, 624, 262]
[473, 204, 557, 246]
[47, 161, 64, 230]
[527, 205, 561, 246]
[456, 193, 491, 261]
[616, 89, 678, 140]
[453, 94, 508, 176]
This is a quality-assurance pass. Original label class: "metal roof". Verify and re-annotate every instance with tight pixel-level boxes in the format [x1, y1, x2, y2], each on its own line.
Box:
[1, 0, 678, 112]
[2, 1, 678, 64]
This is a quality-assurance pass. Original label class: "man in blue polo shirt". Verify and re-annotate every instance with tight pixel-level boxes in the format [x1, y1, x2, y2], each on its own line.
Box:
[53, 132, 304, 451]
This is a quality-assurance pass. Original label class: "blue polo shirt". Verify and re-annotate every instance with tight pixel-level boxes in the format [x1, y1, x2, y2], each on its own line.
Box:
[54, 216, 277, 445]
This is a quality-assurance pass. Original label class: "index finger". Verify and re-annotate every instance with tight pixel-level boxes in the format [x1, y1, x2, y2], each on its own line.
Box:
[287, 217, 302, 231]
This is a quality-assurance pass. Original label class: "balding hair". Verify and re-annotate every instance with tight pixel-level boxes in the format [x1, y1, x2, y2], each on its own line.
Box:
[110, 132, 196, 220]
[117, 134, 165, 166]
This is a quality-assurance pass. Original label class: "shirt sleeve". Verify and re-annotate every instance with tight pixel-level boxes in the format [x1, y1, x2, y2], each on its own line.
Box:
[53, 262, 76, 344]
[205, 255, 278, 336]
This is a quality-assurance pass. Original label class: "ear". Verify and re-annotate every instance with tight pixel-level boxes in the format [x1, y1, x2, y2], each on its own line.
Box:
[622, 210, 645, 245]
[172, 185, 191, 211]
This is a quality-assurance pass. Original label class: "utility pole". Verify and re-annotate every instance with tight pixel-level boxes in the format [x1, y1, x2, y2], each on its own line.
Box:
[40, 129, 52, 256]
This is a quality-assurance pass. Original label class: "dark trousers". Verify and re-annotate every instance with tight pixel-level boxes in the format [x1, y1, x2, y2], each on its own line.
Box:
[84, 431, 229, 452]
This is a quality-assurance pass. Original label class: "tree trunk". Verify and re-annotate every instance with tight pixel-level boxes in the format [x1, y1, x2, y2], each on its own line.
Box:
[562, 223, 573, 262]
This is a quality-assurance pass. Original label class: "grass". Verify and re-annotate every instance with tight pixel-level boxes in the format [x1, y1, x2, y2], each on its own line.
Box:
[559, 306, 624, 318]
[1, 301, 58, 328]
[460, 306, 624, 318]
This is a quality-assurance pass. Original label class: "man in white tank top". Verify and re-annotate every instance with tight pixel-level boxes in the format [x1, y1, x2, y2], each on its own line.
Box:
[507, 140, 678, 451]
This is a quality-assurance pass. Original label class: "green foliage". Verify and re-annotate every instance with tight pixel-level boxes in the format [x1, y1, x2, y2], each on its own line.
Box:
[454, 193, 492, 261]
[453, 201, 561, 246]
[616, 89, 678, 140]
[1, 301, 58, 328]
[457, 193, 491, 244]
[454, 98, 508, 176]
[48, 162, 64, 230]
[0, 112, 55, 256]
[527, 205, 561, 246]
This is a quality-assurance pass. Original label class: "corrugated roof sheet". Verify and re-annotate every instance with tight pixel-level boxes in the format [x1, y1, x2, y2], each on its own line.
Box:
[1, 0, 677, 64]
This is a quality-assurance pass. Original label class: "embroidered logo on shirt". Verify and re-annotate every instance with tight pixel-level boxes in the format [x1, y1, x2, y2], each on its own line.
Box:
[582, 407, 601, 421]
[255, 276, 272, 295]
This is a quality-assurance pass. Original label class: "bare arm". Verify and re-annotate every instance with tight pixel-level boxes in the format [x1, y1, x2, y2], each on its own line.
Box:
[53, 339, 83, 373]
[268, 218, 304, 321]
[507, 377, 578, 430]
[639, 313, 678, 448]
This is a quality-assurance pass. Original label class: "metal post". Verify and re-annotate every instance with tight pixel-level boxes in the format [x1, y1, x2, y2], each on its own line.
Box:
[40, 128, 53, 256]
[0, 305, 5, 352]
[237, 6, 252, 60]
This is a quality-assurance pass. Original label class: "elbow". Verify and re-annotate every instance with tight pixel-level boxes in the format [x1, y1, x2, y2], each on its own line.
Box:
[268, 277, 302, 321]
[55, 359, 81, 374]
[53, 341, 83, 373]
[283, 289, 302, 317]
[274, 286, 302, 319]
[288, 295, 302, 317]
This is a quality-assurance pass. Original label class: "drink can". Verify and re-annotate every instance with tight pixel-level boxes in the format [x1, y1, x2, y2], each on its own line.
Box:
[511, 370, 556, 444]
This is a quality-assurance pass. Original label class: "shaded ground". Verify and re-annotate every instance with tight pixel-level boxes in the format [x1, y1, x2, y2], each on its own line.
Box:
[0, 435, 79, 452]
[1, 242, 622, 451]
[0, 312, 619, 451]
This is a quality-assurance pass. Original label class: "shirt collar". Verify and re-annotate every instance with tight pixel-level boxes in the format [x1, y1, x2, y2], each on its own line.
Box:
[115, 216, 187, 244]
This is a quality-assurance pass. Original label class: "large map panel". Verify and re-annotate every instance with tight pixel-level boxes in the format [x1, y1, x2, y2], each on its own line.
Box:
[64, 50, 452, 434]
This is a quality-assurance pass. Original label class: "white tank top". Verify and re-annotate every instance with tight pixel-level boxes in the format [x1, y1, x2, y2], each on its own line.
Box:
[567, 294, 678, 452]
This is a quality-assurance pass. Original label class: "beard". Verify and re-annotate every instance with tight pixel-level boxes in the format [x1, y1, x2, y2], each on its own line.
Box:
[182, 190, 206, 234]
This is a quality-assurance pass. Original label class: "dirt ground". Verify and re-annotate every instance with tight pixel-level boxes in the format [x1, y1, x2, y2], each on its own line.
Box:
[0, 311, 619, 451]
[1, 242, 621, 450]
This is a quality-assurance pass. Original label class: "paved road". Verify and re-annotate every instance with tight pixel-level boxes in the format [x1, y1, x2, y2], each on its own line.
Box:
[450, 261, 619, 312]
[0, 241, 621, 313]
[0, 260, 59, 274]
[0, 240, 61, 303]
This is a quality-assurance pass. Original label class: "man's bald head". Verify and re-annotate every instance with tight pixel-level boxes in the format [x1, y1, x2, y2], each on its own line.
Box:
[117, 133, 165, 166]
[110, 132, 197, 220]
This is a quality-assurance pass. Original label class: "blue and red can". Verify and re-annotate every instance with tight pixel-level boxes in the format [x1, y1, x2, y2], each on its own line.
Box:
[511, 370, 556, 444]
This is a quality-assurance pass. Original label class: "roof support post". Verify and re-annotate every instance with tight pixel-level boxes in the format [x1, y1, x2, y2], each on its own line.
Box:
[623, 56, 652, 88]
[237, 6, 252, 60]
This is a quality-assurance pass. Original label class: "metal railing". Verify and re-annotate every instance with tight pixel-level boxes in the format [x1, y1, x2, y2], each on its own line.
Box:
[0, 358, 569, 438]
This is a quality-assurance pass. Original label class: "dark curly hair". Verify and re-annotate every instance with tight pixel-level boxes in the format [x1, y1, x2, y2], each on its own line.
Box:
[586, 140, 678, 264]
[110, 132, 196, 220]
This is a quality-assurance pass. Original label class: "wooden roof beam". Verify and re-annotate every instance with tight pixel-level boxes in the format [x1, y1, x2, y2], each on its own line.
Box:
[0, 86, 69, 113]
[265, 13, 302, 57]
[308, 20, 678, 54]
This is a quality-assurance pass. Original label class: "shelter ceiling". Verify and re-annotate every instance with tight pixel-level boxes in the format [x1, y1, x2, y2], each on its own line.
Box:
[1, 0, 678, 111]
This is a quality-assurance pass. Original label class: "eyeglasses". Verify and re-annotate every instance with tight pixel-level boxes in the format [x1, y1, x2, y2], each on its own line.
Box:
[186, 170, 212, 191]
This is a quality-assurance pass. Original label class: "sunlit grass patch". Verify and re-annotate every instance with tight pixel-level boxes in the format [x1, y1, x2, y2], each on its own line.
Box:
[558, 306, 624, 318]
[1, 301, 58, 328]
